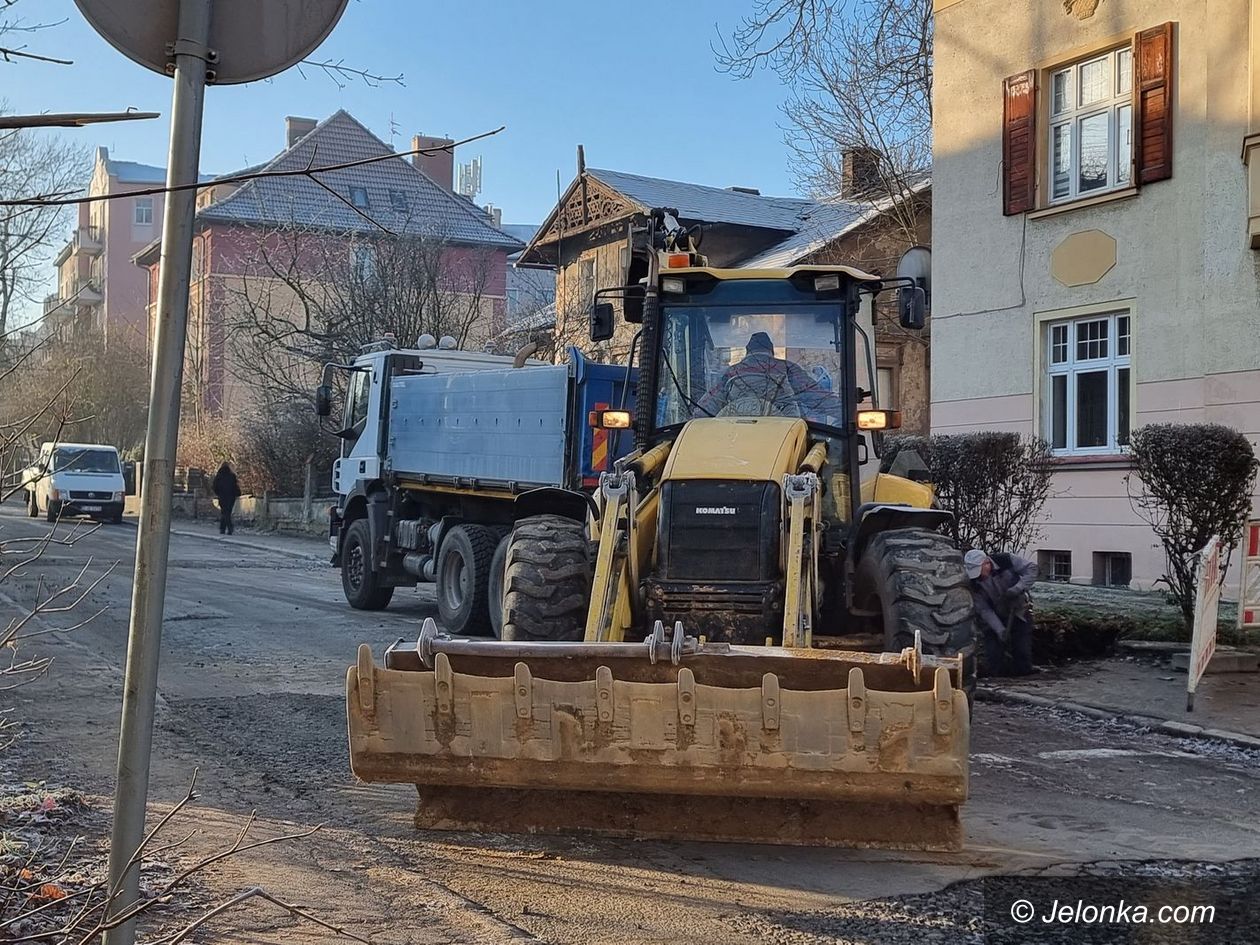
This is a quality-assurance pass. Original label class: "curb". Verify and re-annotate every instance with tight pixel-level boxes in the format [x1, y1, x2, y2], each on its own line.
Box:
[169, 527, 327, 563]
[977, 686, 1260, 751]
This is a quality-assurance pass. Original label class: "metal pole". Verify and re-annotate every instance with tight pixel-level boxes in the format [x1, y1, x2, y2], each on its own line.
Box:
[104, 1, 211, 942]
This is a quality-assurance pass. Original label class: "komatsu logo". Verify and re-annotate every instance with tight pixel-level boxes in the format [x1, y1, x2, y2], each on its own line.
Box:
[694, 506, 737, 515]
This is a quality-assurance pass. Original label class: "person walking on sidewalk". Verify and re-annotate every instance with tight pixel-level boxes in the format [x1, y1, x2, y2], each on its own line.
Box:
[212, 461, 241, 536]
[965, 548, 1039, 677]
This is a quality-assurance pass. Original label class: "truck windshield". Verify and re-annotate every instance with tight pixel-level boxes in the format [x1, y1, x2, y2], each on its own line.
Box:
[654, 303, 845, 431]
[53, 448, 120, 474]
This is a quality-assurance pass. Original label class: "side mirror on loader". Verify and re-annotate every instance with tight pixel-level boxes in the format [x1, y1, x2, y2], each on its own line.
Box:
[590, 302, 615, 342]
[899, 286, 927, 331]
[315, 384, 332, 418]
[894, 245, 931, 331]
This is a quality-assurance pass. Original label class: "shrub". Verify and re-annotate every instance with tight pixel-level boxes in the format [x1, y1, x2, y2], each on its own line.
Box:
[881, 432, 1054, 553]
[1126, 423, 1259, 634]
[178, 404, 337, 497]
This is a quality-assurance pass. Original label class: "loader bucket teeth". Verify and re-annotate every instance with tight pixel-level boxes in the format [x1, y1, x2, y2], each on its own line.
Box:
[347, 638, 970, 850]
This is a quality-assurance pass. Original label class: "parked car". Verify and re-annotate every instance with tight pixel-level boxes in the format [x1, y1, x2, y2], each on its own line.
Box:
[22, 442, 126, 524]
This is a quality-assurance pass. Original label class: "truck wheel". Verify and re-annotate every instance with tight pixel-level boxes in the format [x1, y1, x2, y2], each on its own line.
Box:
[501, 515, 591, 642]
[27, 491, 38, 518]
[341, 518, 393, 611]
[46, 500, 58, 524]
[436, 524, 497, 636]
[858, 527, 977, 705]
[488, 534, 509, 638]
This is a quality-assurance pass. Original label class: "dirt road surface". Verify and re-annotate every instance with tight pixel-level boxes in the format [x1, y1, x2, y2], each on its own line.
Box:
[2, 502, 1257, 943]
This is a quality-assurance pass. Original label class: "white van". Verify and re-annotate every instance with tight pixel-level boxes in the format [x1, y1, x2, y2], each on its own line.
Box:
[22, 442, 126, 524]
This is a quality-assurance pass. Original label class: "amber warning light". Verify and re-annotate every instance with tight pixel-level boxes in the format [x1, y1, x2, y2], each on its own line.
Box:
[589, 409, 633, 429]
[857, 409, 902, 431]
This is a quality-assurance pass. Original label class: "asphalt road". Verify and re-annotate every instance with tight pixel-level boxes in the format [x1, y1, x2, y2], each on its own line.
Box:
[2, 501, 1257, 943]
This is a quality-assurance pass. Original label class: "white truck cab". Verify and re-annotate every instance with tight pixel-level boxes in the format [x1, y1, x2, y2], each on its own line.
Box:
[22, 442, 126, 524]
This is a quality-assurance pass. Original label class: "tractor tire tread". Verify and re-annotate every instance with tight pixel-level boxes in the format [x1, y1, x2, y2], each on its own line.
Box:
[501, 515, 591, 642]
[863, 527, 977, 702]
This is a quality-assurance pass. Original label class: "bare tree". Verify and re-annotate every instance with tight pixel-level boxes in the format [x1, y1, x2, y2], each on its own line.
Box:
[223, 219, 498, 410]
[0, 1, 72, 67]
[718, 0, 932, 237]
[0, 326, 149, 457]
[0, 123, 90, 357]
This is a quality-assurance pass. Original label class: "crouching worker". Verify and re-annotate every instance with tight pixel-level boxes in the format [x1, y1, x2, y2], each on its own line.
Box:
[964, 548, 1038, 677]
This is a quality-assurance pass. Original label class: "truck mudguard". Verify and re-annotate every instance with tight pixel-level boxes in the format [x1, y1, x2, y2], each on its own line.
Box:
[514, 487, 597, 524]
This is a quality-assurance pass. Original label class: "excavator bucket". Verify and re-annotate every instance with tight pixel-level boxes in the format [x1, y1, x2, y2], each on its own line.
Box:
[347, 620, 970, 850]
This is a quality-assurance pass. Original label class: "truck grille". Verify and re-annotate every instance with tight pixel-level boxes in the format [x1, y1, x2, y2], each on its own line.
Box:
[658, 480, 780, 582]
[69, 490, 111, 500]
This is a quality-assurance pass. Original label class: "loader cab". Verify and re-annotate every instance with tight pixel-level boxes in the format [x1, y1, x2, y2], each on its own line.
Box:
[643, 268, 880, 523]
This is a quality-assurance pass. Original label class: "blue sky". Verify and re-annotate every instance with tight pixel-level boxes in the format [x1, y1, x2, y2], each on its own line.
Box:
[10, 0, 799, 225]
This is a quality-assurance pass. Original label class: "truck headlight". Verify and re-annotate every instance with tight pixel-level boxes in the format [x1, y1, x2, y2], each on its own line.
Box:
[112, 492, 124, 502]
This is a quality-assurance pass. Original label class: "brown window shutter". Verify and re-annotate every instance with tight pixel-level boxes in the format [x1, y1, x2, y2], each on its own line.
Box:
[1135, 22, 1174, 184]
[1002, 70, 1037, 215]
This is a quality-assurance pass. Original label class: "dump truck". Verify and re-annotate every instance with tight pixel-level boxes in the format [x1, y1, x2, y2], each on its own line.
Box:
[346, 211, 976, 850]
[318, 338, 635, 637]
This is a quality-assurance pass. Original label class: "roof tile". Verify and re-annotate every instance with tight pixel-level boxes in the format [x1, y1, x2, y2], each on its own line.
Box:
[197, 110, 522, 250]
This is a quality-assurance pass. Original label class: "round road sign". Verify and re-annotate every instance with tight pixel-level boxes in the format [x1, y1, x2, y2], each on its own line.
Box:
[74, 0, 349, 85]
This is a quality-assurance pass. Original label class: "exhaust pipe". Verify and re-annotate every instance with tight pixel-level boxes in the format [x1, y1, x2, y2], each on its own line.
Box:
[513, 341, 539, 368]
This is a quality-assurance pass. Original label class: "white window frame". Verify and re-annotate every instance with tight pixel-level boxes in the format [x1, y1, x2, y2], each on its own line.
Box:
[1047, 45, 1133, 204]
[134, 196, 154, 225]
[1043, 308, 1132, 456]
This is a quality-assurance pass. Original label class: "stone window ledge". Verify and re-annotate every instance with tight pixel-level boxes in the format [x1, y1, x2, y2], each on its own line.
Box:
[1049, 453, 1134, 470]
[1029, 188, 1139, 221]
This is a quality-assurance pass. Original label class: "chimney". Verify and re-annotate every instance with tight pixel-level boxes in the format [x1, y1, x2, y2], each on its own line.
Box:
[285, 116, 317, 148]
[483, 203, 502, 229]
[841, 147, 883, 199]
[412, 133, 455, 191]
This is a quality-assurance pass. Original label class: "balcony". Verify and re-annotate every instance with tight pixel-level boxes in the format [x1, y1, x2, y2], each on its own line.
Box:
[73, 225, 102, 256]
[43, 293, 62, 315]
[75, 278, 103, 306]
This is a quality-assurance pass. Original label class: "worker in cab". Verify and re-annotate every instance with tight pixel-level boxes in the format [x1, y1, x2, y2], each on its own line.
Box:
[696, 331, 834, 419]
[965, 548, 1039, 676]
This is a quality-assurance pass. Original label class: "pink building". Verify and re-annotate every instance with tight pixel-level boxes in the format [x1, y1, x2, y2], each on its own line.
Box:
[135, 111, 522, 417]
[50, 148, 177, 351]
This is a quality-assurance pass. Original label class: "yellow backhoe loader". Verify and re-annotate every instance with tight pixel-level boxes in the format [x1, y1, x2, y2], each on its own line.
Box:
[347, 209, 975, 850]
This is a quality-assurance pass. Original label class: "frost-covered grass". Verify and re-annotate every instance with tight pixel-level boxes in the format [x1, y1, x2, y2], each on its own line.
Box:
[1033, 581, 1249, 646]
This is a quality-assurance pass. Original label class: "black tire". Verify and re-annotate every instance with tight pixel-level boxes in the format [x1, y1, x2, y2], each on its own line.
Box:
[26, 491, 38, 518]
[341, 518, 393, 611]
[488, 534, 509, 639]
[436, 524, 498, 636]
[46, 500, 58, 524]
[501, 515, 592, 642]
[110, 512, 124, 525]
[858, 527, 977, 705]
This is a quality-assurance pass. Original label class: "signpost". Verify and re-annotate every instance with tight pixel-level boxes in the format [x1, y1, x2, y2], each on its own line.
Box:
[1186, 535, 1223, 712]
[73, 2, 348, 943]
[1238, 519, 1260, 631]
